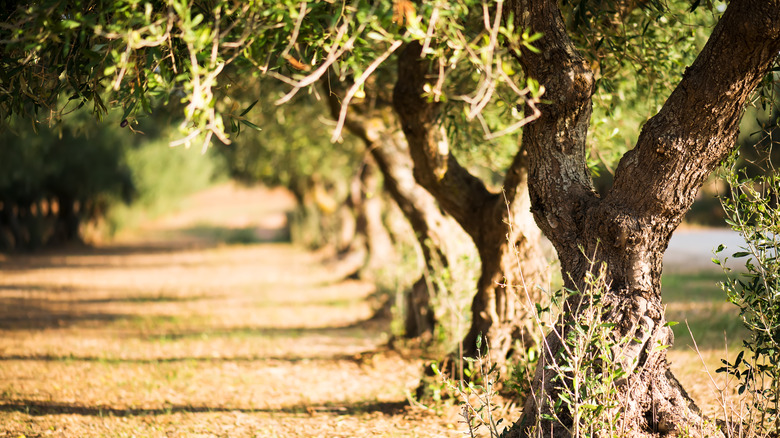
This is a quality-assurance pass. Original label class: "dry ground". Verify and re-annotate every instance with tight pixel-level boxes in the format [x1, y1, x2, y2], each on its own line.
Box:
[0, 184, 466, 437]
[0, 183, 745, 437]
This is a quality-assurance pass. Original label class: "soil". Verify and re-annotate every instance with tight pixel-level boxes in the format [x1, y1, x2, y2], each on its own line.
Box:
[0, 184, 467, 437]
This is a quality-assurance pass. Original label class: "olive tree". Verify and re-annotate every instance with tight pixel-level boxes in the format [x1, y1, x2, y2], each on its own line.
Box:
[506, 1, 779, 434]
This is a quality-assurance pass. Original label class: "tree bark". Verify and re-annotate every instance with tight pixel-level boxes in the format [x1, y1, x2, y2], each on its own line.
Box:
[394, 42, 550, 367]
[1, 198, 24, 250]
[54, 195, 80, 244]
[336, 175, 360, 255]
[368, 134, 461, 339]
[506, 0, 780, 435]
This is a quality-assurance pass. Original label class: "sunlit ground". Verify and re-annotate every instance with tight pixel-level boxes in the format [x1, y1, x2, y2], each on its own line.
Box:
[0, 184, 752, 437]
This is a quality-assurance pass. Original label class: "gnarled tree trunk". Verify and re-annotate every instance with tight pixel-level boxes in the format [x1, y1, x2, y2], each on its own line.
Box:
[323, 79, 470, 340]
[356, 155, 396, 272]
[394, 43, 551, 368]
[506, 0, 780, 435]
[368, 132, 465, 340]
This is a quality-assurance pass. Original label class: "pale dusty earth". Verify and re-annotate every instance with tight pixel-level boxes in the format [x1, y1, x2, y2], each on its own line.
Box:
[0, 183, 744, 437]
[0, 184, 468, 438]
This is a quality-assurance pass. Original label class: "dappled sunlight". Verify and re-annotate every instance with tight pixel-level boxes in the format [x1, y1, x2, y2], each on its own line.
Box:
[0, 184, 462, 437]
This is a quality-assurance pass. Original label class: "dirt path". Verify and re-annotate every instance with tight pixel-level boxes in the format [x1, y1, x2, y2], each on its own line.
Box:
[0, 184, 462, 437]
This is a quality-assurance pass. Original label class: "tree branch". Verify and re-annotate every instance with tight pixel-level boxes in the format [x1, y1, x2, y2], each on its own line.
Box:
[393, 42, 494, 237]
[509, 0, 599, 274]
[321, 76, 463, 289]
[604, 0, 780, 226]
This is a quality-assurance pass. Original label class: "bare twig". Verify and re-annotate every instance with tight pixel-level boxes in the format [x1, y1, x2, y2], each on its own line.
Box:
[281, 2, 308, 60]
[330, 40, 403, 142]
[275, 5, 373, 105]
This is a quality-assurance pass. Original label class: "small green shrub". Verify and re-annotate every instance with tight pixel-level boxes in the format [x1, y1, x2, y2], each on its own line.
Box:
[533, 263, 629, 437]
[432, 334, 509, 438]
[715, 156, 780, 437]
[106, 139, 226, 234]
[437, 262, 635, 438]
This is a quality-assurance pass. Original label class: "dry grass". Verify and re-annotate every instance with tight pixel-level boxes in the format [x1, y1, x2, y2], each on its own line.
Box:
[0, 184, 463, 437]
[663, 270, 748, 420]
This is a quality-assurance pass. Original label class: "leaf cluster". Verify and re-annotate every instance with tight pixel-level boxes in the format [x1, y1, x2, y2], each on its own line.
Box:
[0, 102, 225, 249]
[216, 87, 361, 203]
[572, 0, 723, 175]
[539, 265, 630, 436]
[715, 151, 780, 435]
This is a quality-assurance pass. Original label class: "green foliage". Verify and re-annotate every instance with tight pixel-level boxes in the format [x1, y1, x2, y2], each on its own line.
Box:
[578, 1, 723, 176]
[0, 112, 132, 201]
[512, 263, 635, 437]
[737, 77, 780, 178]
[431, 334, 510, 438]
[218, 89, 360, 200]
[0, 111, 134, 248]
[215, 86, 362, 249]
[543, 265, 629, 437]
[0, 0, 734, 188]
[0, 0, 544, 153]
[0, 106, 225, 249]
[106, 131, 227, 233]
[0, 0, 392, 145]
[506, 339, 541, 402]
[715, 152, 780, 436]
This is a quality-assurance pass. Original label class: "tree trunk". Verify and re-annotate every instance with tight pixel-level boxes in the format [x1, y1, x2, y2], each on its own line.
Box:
[368, 130, 468, 340]
[1, 198, 24, 250]
[335, 171, 360, 255]
[460, 163, 549, 363]
[394, 43, 550, 369]
[323, 79, 471, 340]
[53, 195, 81, 244]
[506, 0, 780, 435]
[358, 155, 396, 272]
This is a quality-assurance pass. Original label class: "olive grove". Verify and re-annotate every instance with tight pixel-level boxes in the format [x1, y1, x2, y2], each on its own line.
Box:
[2, 0, 779, 435]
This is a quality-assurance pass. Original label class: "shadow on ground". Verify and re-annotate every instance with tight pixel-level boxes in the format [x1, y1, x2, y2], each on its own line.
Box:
[0, 399, 408, 417]
[0, 349, 388, 365]
[177, 224, 291, 245]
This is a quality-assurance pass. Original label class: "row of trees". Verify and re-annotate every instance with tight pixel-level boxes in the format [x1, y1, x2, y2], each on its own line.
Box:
[2, 0, 779, 436]
[0, 109, 225, 251]
[0, 116, 132, 249]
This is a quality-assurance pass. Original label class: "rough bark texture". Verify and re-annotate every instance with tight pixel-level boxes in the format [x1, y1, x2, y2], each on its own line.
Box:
[323, 79, 469, 340]
[394, 42, 550, 366]
[504, 0, 780, 436]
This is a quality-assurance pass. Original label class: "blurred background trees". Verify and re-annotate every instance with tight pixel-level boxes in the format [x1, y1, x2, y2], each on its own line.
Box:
[0, 107, 225, 251]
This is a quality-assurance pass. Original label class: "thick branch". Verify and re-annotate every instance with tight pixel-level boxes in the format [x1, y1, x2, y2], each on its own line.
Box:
[587, 0, 780, 297]
[322, 78, 454, 265]
[510, 0, 599, 279]
[323, 78, 472, 339]
[606, 0, 780, 225]
[393, 42, 496, 238]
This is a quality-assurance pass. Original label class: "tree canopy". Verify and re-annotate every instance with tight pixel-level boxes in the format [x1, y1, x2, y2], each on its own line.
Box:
[0, 0, 559, 148]
[0, 0, 725, 151]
